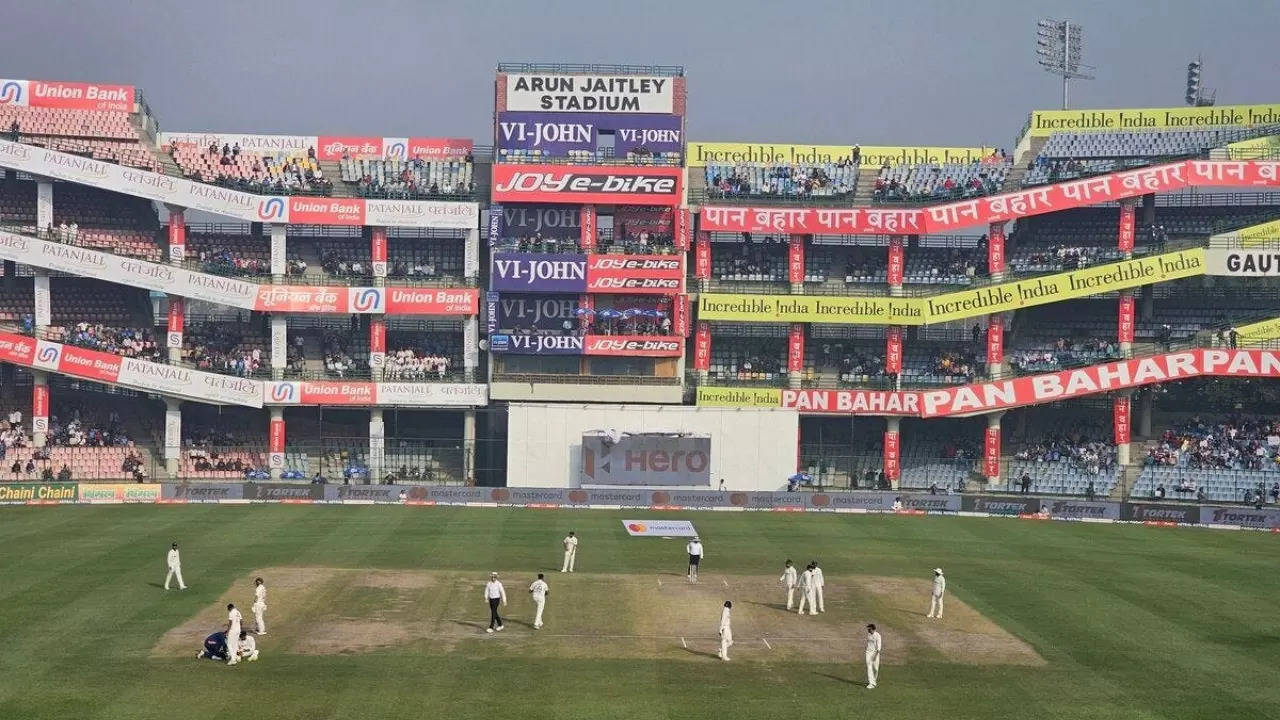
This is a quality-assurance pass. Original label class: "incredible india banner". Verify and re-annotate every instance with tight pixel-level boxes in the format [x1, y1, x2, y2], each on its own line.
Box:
[686, 142, 995, 168]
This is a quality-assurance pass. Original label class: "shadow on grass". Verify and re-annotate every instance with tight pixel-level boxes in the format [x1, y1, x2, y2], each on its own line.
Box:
[814, 671, 862, 686]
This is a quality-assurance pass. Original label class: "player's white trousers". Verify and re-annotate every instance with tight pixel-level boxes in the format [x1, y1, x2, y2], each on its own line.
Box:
[797, 589, 816, 615]
[784, 585, 795, 610]
[928, 593, 944, 618]
[866, 651, 879, 687]
[533, 598, 545, 627]
[165, 566, 185, 590]
[562, 550, 576, 572]
[226, 628, 240, 663]
[816, 585, 825, 612]
[253, 602, 266, 633]
[719, 630, 733, 660]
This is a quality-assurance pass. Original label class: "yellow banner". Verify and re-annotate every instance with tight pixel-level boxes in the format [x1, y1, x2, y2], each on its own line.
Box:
[1026, 104, 1280, 137]
[1235, 219, 1280, 248]
[685, 142, 996, 168]
[1236, 317, 1280, 343]
[1226, 135, 1280, 160]
[695, 386, 783, 408]
[699, 249, 1205, 325]
[77, 483, 161, 504]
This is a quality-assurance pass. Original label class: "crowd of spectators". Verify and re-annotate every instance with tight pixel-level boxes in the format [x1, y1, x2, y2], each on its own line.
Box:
[931, 350, 978, 380]
[52, 324, 161, 362]
[385, 347, 452, 381]
[344, 154, 475, 199]
[512, 235, 581, 254]
[1008, 338, 1123, 374]
[873, 153, 1009, 203]
[706, 160, 858, 199]
[387, 259, 441, 280]
[1014, 435, 1116, 476]
[175, 142, 332, 195]
[184, 324, 263, 377]
[324, 332, 366, 378]
[1145, 416, 1280, 472]
[1016, 245, 1111, 272]
[197, 247, 270, 276]
[815, 342, 887, 381]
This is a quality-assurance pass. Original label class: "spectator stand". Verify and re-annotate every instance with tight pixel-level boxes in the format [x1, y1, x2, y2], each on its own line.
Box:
[701, 160, 858, 204]
[0, 105, 158, 171]
[1134, 415, 1280, 504]
[0, 179, 162, 261]
[341, 153, 475, 200]
[872, 153, 1011, 204]
[180, 321, 268, 378]
[169, 140, 332, 196]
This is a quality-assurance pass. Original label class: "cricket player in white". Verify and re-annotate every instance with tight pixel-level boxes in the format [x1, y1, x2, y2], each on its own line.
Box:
[927, 568, 946, 619]
[225, 603, 243, 665]
[561, 531, 578, 573]
[164, 542, 186, 590]
[865, 623, 882, 688]
[796, 563, 817, 615]
[779, 560, 797, 610]
[529, 573, 550, 629]
[252, 577, 267, 634]
[812, 560, 826, 613]
[717, 601, 733, 661]
[236, 631, 259, 662]
[686, 537, 704, 583]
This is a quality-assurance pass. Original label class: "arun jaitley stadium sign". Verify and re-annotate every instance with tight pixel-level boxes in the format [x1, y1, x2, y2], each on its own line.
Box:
[503, 73, 675, 114]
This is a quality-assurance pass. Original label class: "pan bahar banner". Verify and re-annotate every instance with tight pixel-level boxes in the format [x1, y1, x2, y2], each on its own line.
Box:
[697, 249, 1204, 325]
[686, 142, 995, 168]
[581, 432, 711, 486]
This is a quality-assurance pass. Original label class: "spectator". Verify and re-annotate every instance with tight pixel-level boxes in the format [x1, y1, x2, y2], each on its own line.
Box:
[56, 463, 72, 482]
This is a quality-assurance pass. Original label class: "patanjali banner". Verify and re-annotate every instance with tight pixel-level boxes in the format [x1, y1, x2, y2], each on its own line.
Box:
[496, 112, 682, 155]
[580, 432, 711, 486]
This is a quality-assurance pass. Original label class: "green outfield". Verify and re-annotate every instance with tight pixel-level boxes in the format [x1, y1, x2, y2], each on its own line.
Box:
[1, 505, 1277, 720]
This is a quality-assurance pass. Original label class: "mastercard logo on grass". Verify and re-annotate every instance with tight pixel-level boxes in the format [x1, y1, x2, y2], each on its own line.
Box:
[627, 523, 647, 533]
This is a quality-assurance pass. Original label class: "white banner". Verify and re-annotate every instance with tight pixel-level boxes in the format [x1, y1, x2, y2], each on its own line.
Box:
[1204, 248, 1280, 276]
[270, 225, 286, 276]
[33, 275, 50, 327]
[164, 406, 181, 460]
[464, 228, 479, 278]
[116, 357, 263, 407]
[270, 317, 287, 370]
[374, 382, 489, 407]
[505, 73, 675, 114]
[35, 181, 53, 230]
[161, 132, 318, 153]
[463, 315, 479, 370]
[621, 519, 699, 537]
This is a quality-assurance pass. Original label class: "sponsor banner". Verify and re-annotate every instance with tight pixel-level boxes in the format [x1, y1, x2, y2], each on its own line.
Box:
[1226, 135, 1280, 160]
[580, 205, 596, 252]
[701, 206, 924, 235]
[326, 485, 411, 503]
[1118, 294, 1136, 343]
[694, 232, 711, 279]
[1236, 316, 1280, 343]
[32, 383, 49, 434]
[673, 295, 690, 337]
[503, 73, 675, 114]
[983, 426, 1001, 478]
[408, 486, 487, 505]
[622, 519, 699, 537]
[788, 234, 806, 284]
[782, 389, 919, 414]
[1200, 506, 1280, 529]
[1025, 104, 1280, 137]
[1204, 248, 1280, 277]
[314, 136, 383, 161]
[242, 483, 326, 502]
[161, 483, 244, 502]
[1118, 201, 1136, 253]
[500, 204, 580, 239]
[485, 291, 500, 335]
[263, 381, 488, 407]
[582, 433, 711, 486]
[489, 333, 682, 357]
[496, 294, 579, 331]
[487, 205, 503, 247]
[685, 142, 994, 168]
[369, 318, 386, 368]
[693, 321, 712, 371]
[0, 482, 77, 503]
[0, 140, 478, 229]
[491, 252, 683, 294]
[964, 495, 1042, 516]
[695, 386, 783, 408]
[885, 327, 903, 374]
[163, 132, 318, 153]
[988, 222, 1006, 274]
[383, 287, 479, 315]
[250, 286, 477, 315]
[491, 164, 683, 206]
[674, 209, 691, 250]
[118, 357, 262, 407]
[0, 78, 134, 112]
[887, 237, 904, 286]
[489, 333, 582, 355]
[168, 211, 186, 262]
[986, 317, 1004, 364]
[78, 483, 161, 504]
[1113, 394, 1131, 445]
[497, 112, 682, 155]
[371, 227, 387, 277]
[883, 430, 900, 481]
[697, 249, 1205, 325]
[1123, 502, 1200, 525]
[787, 324, 805, 374]
[386, 137, 474, 161]
[33, 275, 50, 327]
[1047, 499, 1122, 520]
[166, 297, 185, 349]
[614, 206, 674, 242]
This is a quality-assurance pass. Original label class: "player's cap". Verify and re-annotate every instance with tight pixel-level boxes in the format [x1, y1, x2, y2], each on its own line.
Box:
[934, 568, 943, 574]
[490, 572, 498, 577]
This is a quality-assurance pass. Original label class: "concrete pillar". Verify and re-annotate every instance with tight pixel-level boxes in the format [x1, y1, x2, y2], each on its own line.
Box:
[165, 206, 186, 265]
[463, 409, 477, 486]
[31, 371, 49, 447]
[464, 315, 479, 383]
[369, 409, 385, 483]
[270, 224, 287, 284]
[270, 315, 287, 381]
[34, 180, 52, 333]
[166, 296, 184, 364]
[579, 205, 597, 253]
[1138, 389, 1154, 438]
[984, 412, 1004, 485]
[883, 416, 901, 490]
[163, 398, 181, 477]
[268, 407, 285, 480]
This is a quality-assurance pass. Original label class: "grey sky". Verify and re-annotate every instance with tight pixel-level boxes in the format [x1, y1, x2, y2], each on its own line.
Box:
[3, 0, 1278, 149]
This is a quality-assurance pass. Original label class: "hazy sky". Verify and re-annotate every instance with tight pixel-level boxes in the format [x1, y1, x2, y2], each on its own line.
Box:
[3, 0, 1278, 149]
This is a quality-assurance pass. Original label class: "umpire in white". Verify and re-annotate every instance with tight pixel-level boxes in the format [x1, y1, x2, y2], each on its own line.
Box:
[686, 536, 704, 583]
[483, 572, 507, 633]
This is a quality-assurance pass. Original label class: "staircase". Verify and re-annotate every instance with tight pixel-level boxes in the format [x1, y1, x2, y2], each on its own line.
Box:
[1111, 463, 1144, 500]
[302, 333, 325, 376]
[852, 166, 882, 204]
[686, 165, 706, 209]
[320, 160, 350, 197]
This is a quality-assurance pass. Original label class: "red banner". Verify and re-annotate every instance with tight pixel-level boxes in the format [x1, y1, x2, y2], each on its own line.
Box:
[883, 430, 901, 481]
[674, 209, 692, 251]
[402, 138, 473, 160]
[988, 222, 1005, 274]
[269, 418, 286, 454]
[788, 235, 806, 284]
[885, 326, 903, 374]
[584, 335, 683, 357]
[983, 425, 1001, 478]
[1113, 394, 1131, 445]
[315, 136, 384, 161]
[787, 324, 805, 374]
[693, 321, 711, 371]
[694, 232, 712, 279]
[579, 294, 594, 331]
[167, 297, 185, 349]
[32, 383, 48, 432]
[782, 389, 918, 414]
[56, 343, 122, 383]
[887, 237, 904, 286]
[384, 287, 479, 315]
[491, 165, 683, 206]
[585, 255, 683, 294]
[167, 210, 185, 262]
[1186, 160, 1280, 187]
[287, 197, 365, 226]
[250, 287, 478, 315]
[13, 80, 136, 112]
[369, 318, 386, 354]
[673, 294, 690, 337]
[371, 226, 387, 276]
[1118, 294, 1135, 344]
[986, 315, 1004, 364]
[580, 205, 596, 253]
[1118, 201, 1136, 253]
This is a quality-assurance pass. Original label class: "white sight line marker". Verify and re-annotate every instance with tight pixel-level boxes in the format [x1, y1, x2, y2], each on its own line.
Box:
[681, 636, 688, 649]
[762, 637, 772, 650]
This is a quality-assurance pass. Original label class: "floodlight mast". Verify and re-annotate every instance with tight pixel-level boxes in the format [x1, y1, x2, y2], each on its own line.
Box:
[1036, 19, 1095, 110]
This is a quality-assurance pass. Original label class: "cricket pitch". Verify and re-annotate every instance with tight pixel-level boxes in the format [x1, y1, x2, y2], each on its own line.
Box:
[153, 567, 1044, 666]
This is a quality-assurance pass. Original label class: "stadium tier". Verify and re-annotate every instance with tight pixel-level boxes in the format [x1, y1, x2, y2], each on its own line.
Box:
[0, 70, 1278, 508]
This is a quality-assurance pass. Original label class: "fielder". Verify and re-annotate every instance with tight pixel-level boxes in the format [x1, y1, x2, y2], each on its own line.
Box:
[796, 563, 817, 615]
[164, 542, 187, 590]
[252, 577, 267, 634]
[812, 560, 826, 613]
[561, 531, 578, 573]
[927, 568, 946, 619]
[529, 573, 550, 629]
[686, 536, 704, 583]
[236, 630, 259, 662]
[865, 623, 882, 689]
[484, 572, 507, 633]
[779, 560, 797, 610]
[718, 601, 733, 661]
[225, 603, 243, 665]
[197, 631, 228, 661]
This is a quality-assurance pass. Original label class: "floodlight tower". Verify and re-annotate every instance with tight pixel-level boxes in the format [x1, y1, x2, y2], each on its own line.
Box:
[1036, 19, 1096, 110]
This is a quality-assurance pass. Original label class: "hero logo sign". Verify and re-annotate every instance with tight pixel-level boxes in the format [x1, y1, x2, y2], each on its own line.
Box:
[492, 165, 681, 205]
